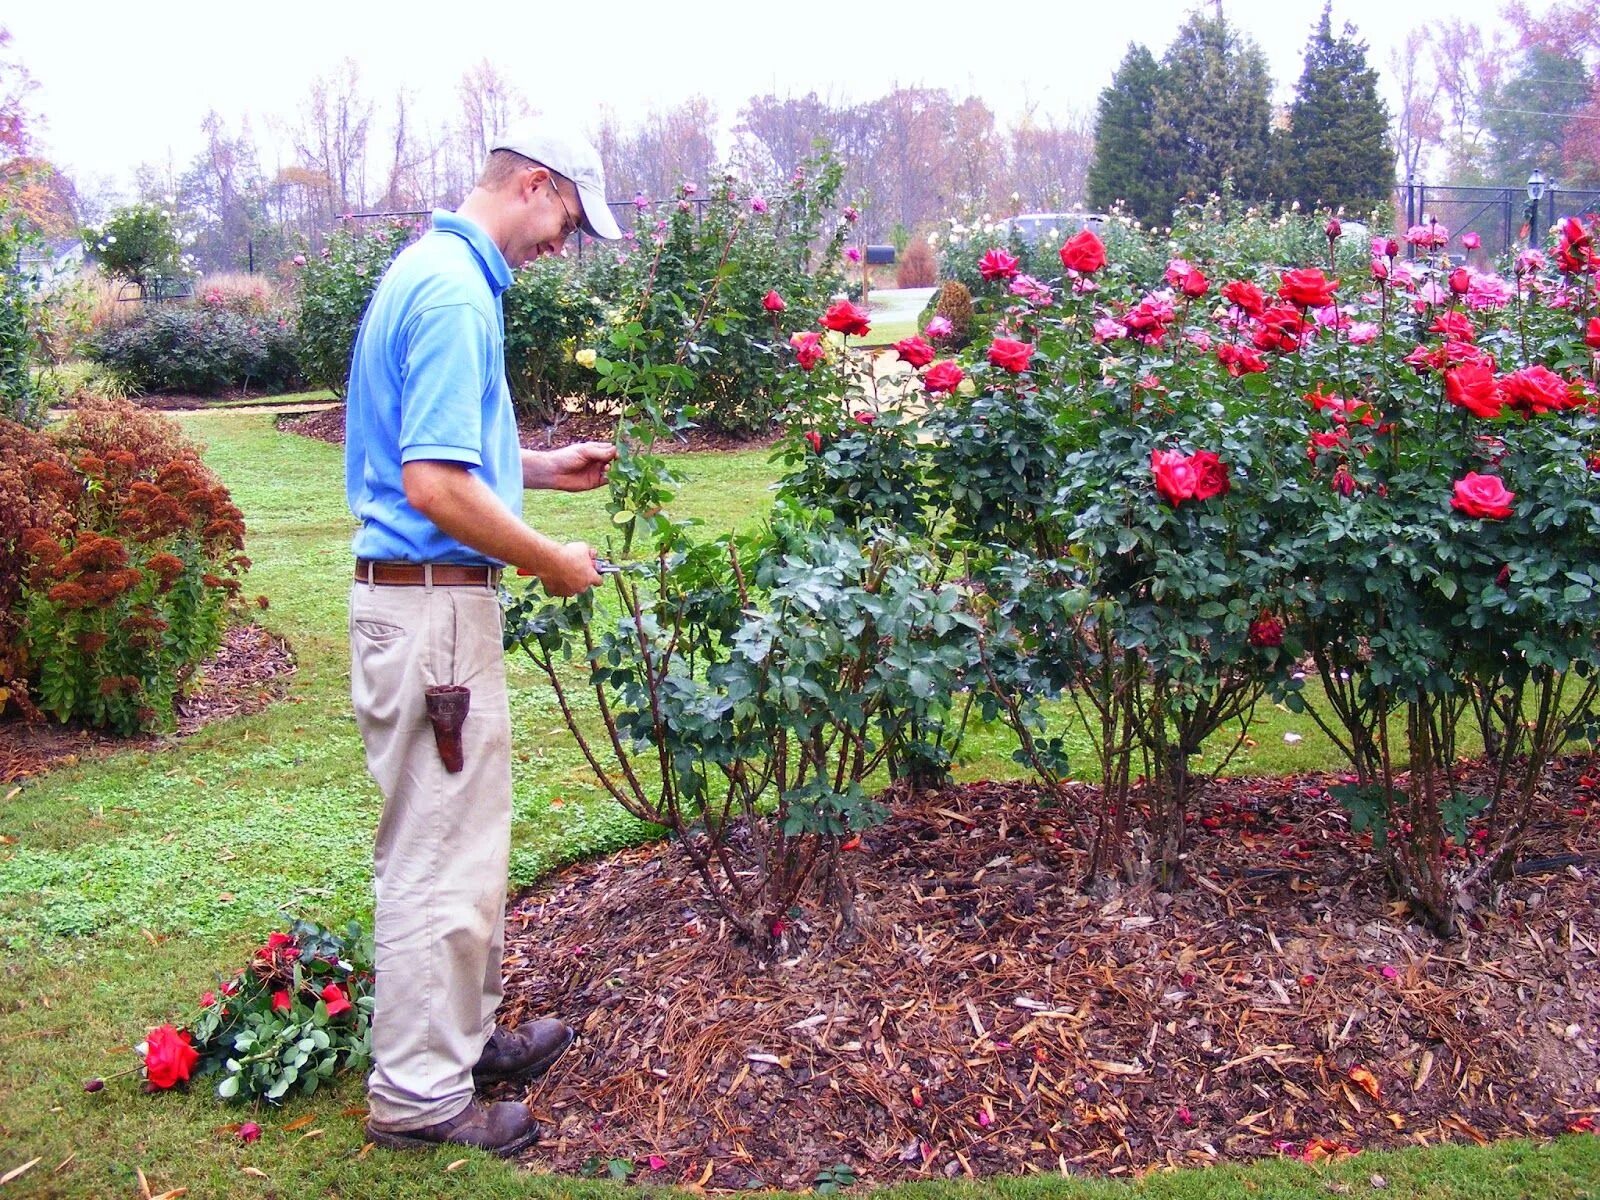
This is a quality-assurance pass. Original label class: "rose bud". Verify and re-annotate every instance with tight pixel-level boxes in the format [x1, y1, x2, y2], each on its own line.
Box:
[238, 1121, 262, 1143]
[1325, 218, 1342, 240]
[84, 1078, 106, 1093]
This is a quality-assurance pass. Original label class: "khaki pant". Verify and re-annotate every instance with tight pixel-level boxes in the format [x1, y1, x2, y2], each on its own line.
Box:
[349, 580, 511, 1130]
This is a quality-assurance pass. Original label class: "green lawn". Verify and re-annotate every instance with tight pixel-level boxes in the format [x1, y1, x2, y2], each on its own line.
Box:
[0, 409, 1595, 1198]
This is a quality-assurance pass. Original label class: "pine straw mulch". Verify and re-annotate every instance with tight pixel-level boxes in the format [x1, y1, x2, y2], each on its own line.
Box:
[279, 404, 780, 455]
[495, 761, 1600, 1189]
[0, 623, 296, 784]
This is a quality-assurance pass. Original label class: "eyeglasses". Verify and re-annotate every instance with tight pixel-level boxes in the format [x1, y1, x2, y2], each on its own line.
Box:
[546, 178, 581, 240]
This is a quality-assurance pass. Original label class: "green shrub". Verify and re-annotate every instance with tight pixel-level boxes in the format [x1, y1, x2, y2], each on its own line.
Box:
[0, 199, 40, 425]
[502, 254, 611, 425]
[84, 203, 191, 293]
[293, 219, 415, 397]
[87, 303, 301, 396]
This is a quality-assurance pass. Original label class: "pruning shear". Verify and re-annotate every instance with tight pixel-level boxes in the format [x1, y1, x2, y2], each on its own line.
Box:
[515, 558, 622, 578]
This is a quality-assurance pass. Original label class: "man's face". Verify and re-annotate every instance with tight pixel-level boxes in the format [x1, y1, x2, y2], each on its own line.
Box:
[508, 168, 582, 266]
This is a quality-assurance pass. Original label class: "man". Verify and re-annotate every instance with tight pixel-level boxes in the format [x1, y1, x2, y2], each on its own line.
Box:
[344, 119, 623, 1157]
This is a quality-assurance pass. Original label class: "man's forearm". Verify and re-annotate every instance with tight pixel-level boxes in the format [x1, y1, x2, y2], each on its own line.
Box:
[402, 460, 567, 576]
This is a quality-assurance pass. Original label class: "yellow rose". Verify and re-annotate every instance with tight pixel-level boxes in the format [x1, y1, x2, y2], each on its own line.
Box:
[575, 349, 597, 369]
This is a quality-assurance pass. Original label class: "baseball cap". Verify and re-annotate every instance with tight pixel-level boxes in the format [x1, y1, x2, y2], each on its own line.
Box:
[490, 119, 623, 241]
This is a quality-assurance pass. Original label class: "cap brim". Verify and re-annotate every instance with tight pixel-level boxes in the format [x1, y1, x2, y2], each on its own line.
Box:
[575, 179, 622, 240]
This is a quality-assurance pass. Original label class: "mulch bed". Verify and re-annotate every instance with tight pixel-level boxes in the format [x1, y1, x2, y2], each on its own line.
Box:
[0, 623, 296, 783]
[497, 762, 1600, 1188]
[279, 404, 779, 455]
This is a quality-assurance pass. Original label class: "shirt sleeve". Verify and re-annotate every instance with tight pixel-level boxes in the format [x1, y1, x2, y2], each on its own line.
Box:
[396, 302, 494, 467]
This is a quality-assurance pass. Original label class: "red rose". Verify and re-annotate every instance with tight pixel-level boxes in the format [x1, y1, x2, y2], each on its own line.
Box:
[1217, 342, 1268, 377]
[1587, 318, 1600, 350]
[1429, 310, 1475, 342]
[987, 337, 1035, 373]
[922, 360, 965, 394]
[1496, 564, 1511, 588]
[256, 931, 296, 966]
[1253, 305, 1306, 354]
[1151, 449, 1200, 506]
[1307, 429, 1348, 461]
[1444, 362, 1505, 419]
[1248, 612, 1285, 648]
[804, 430, 823, 453]
[199, 991, 217, 1008]
[761, 290, 786, 313]
[1331, 465, 1357, 497]
[143, 1024, 199, 1089]
[320, 983, 353, 1018]
[1325, 218, 1342, 240]
[1278, 267, 1339, 308]
[272, 989, 292, 1013]
[1188, 450, 1231, 501]
[790, 330, 824, 371]
[1451, 472, 1515, 520]
[1448, 267, 1471, 295]
[1371, 258, 1390, 281]
[820, 299, 871, 338]
[978, 247, 1020, 282]
[1501, 365, 1576, 416]
[1221, 280, 1266, 316]
[1562, 216, 1591, 248]
[893, 335, 935, 368]
[1059, 228, 1106, 274]
[1179, 267, 1209, 298]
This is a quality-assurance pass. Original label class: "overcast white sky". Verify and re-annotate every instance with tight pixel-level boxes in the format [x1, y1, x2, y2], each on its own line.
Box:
[13, 0, 1522, 198]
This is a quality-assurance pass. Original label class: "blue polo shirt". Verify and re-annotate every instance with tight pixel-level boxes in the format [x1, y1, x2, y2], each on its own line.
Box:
[345, 210, 522, 564]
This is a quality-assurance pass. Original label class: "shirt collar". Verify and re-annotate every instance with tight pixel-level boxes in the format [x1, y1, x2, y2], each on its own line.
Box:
[431, 209, 513, 295]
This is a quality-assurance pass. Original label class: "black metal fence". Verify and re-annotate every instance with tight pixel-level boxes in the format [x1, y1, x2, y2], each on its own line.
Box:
[1399, 179, 1600, 258]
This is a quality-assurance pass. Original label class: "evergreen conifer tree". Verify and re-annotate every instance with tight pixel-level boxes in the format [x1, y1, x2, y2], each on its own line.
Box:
[1086, 43, 1165, 224]
[1148, 12, 1275, 219]
[1283, 3, 1394, 214]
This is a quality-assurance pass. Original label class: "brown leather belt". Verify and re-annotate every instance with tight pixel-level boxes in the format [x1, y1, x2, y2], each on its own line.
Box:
[355, 560, 502, 587]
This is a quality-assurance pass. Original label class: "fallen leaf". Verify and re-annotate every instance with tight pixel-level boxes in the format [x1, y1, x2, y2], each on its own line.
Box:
[282, 1113, 318, 1132]
[0, 1159, 41, 1186]
[1349, 1065, 1382, 1102]
[240, 1167, 270, 1179]
[693, 1160, 714, 1187]
[445, 1159, 468, 1172]
[295, 1129, 324, 1143]
[150, 1190, 188, 1200]
[136, 1165, 152, 1199]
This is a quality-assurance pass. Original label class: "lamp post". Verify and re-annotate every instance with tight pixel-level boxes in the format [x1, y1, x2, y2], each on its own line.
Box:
[1526, 170, 1547, 250]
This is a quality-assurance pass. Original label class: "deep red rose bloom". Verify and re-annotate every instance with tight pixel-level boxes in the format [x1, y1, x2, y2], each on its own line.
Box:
[321, 983, 353, 1018]
[1448, 267, 1471, 295]
[1587, 318, 1600, 350]
[1451, 472, 1515, 520]
[922, 360, 966, 394]
[1444, 361, 1505, 419]
[761, 290, 786, 313]
[1325, 218, 1342, 240]
[272, 989, 292, 1013]
[1254, 305, 1306, 354]
[144, 1024, 199, 1089]
[1307, 429, 1349, 461]
[199, 991, 217, 1008]
[1561, 216, 1591, 248]
[1221, 279, 1266, 316]
[804, 430, 823, 453]
[1557, 240, 1600, 274]
[1179, 267, 1208, 298]
[987, 337, 1035, 373]
[1429, 310, 1475, 342]
[820, 299, 871, 338]
[893, 335, 935, 368]
[1331, 465, 1357, 497]
[1216, 342, 1268, 376]
[790, 330, 824, 371]
[1501, 364, 1577, 416]
[1188, 450, 1231, 501]
[1496, 564, 1511, 588]
[1059, 228, 1106, 274]
[1151, 449, 1199, 506]
[1248, 612, 1285, 649]
[978, 247, 1020, 282]
[1278, 267, 1339, 308]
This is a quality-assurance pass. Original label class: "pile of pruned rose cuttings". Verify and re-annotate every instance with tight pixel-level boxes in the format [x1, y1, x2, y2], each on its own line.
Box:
[497, 765, 1599, 1189]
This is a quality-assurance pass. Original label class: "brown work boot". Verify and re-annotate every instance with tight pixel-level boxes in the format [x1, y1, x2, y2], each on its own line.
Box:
[473, 1018, 575, 1085]
[366, 1098, 542, 1157]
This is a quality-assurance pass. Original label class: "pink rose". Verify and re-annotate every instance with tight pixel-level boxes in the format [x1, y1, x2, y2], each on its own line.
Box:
[1450, 472, 1515, 520]
[978, 247, 1020, 282]
[762, 290, 786, 313]
[790, 331, 824, 371]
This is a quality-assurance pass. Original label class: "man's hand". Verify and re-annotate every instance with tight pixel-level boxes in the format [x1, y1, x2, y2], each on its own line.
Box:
[541, 541, 602, 597]
[524, 443, 617, 492]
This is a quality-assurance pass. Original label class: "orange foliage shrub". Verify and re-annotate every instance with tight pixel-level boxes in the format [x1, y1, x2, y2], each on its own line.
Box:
[896, 238, 938, 288]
